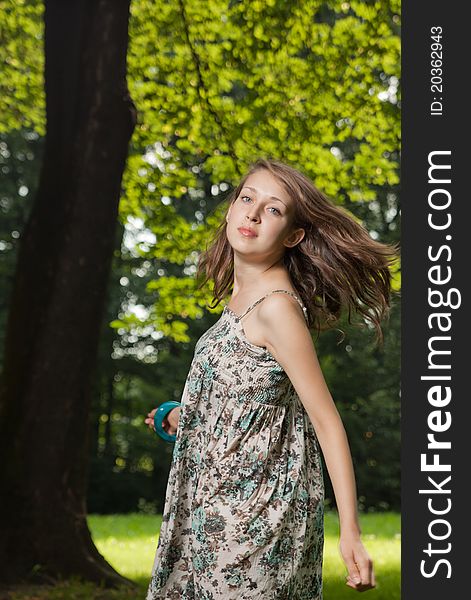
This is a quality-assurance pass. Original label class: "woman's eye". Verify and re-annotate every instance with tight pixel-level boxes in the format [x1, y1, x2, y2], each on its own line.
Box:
[240, 196, 280, 215]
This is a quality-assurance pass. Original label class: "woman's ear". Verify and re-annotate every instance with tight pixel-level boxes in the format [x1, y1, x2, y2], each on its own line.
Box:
[284, 227, 305, 248]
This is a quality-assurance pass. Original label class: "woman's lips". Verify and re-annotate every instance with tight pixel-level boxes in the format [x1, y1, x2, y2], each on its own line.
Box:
[238, 227, 257, 238]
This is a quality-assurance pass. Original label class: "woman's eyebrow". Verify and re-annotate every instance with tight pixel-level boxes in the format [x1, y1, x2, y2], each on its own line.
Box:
[242, 186, 287, 207]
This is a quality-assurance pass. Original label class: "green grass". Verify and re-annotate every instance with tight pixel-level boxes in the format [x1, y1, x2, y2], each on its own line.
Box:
[3, 511, 400, 599]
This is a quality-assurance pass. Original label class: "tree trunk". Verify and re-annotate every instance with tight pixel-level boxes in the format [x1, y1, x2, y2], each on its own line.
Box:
[0, 0, 136, 586]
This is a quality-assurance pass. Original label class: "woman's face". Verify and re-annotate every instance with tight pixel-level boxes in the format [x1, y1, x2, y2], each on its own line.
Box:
[226, 169, 305, 261]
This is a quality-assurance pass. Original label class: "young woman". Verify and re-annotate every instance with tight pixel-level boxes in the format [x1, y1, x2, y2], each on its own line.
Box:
[145, 158, 398, 599]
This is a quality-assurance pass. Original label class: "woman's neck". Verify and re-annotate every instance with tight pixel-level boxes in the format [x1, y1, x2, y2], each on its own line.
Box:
[231, 258, 289, 297]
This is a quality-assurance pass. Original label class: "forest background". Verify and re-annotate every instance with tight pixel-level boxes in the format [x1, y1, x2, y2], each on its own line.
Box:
[0, 0, 400, 585]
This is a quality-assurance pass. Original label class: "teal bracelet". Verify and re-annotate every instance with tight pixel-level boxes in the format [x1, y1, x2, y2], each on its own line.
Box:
[154, 401, 180, 443]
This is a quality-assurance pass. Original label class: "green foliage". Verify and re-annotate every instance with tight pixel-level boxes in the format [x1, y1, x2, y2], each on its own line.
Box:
[0, 0, 45, 134]
[121, 0, 401, 331]
[0, 0, 401, 336]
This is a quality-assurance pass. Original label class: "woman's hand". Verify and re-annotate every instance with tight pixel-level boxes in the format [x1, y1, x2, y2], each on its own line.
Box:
[144, 406, 181, 435]
[162, 406, 180, 436]
[339, 532, 376, 592]
[144, 408, 157, 432]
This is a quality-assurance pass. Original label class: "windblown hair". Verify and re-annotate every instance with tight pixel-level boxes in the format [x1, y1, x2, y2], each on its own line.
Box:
[196, 158, 400, 346]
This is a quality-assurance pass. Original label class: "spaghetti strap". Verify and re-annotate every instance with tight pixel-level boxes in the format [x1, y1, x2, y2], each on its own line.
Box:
[239, 289, 308, 322]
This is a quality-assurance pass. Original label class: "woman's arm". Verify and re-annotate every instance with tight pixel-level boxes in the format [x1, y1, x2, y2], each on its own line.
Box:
[257, 294, 376, 591]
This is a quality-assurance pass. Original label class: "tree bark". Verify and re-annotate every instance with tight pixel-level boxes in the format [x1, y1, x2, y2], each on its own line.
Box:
[0, 0, 136, 586]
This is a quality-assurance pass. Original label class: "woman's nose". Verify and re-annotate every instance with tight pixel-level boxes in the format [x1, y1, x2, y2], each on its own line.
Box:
[246, 211, 260, 222]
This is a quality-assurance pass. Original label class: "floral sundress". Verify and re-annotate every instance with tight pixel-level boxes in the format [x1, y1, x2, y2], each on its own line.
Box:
[146, 289, 325, 600]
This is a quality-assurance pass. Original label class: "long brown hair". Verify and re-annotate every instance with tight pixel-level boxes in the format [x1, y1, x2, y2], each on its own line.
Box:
[196, 158, 400, 346]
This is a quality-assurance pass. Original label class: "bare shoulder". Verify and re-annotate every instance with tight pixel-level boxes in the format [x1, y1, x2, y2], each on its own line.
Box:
[255, 292, 321, 375]
[240, 291, 307, 350]
[257, 291, 307, 325]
